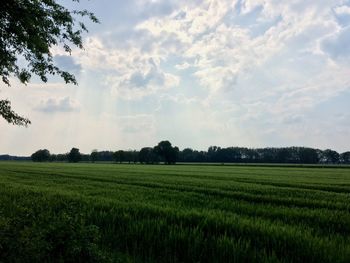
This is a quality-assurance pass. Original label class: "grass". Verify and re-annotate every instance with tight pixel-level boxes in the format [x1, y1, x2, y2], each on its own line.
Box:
[0, 162, 349, 262]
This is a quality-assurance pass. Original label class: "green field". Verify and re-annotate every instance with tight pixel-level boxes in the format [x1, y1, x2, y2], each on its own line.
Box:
[0, 162, 349, 262]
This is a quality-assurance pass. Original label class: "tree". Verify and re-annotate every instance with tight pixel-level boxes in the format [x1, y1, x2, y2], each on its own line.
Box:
[139, 147, 158, 164]
[179, 148, 194, 162]
[90, 149, 98, 163]
[113, 150, 125, 163]
[31, 149, 50, 162]
[0, 100, 31, 126]
[68, 148, 81, 163]
[298, 147, 319, 164]
[0, 0, 99, 126]
[130, 150, 139, 164]
[124, 150, 138, 164]
[340, 152, 350, 164]
[56, 153, 68, 162]
[276, 148, 292, 163]
[207, 146, 221, 162]
[49, 154, 57, 162]
[96, 151, 114, 161]
[321, 149, 340, 164]
[154, 141, 179, 164]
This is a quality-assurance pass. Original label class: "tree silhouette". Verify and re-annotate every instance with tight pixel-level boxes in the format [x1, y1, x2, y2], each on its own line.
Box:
[68, 148, 81, 163]
[0, 1, 98, 125]
[154, 141, 179, 164]
[31, 149, 51, 162]
[113, 150, 125, 163]
[341, 152, 350, 164]
[321, 149, 340, 164]
[90, 150, 98, 163]
[139, 147, 158, 164]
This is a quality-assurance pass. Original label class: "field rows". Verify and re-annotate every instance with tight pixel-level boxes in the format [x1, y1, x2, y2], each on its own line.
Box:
[0, 162, 349, 262]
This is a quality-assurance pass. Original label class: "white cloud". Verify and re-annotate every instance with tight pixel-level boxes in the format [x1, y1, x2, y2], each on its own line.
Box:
[35, 96, 80, 113]
[71, 37, 180, 99]
[107, 59, 179, 99]
[136, 0, 343, 96]
[83, 0, 350, 150]
[175, 62, 190, 70]
[334, 5, 350, 16]
[2, 0, 350, 154]
[116, 114, 156, 133]
[321, 26, 350, 64]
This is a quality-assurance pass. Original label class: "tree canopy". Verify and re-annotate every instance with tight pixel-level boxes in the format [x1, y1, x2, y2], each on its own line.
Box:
[28, 143, 350, 165]
[0, 0, 98, 126]
[154, 141, 179, 164]
[31, 149, 50, 162]
[139, 147, 158, 164]
[68, 147, 81, 163]
[90, 149, 98, 162]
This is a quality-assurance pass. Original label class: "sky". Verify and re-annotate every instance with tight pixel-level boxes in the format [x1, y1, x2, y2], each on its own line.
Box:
[1, 0, 350, 155]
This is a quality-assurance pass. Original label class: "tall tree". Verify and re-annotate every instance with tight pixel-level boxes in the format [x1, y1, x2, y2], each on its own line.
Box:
[340, 152, 350, 164]
[298, 148, 319, 164]
[31, 149, 50, 162]
[68, 147, 81, 163]
[90, 149, 98, 163]
[139, 147, 158, 164]
[0, 0, 98, 125]
[113, 150, 125, 163]
[154, 141, 179, 164]
[321, 149, 340, 164]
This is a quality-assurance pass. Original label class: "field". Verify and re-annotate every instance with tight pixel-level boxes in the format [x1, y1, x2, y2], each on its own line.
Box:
[0, 162, 350, 262]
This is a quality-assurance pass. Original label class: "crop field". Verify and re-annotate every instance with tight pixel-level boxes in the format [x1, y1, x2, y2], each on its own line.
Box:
[0, 162, 349, 262]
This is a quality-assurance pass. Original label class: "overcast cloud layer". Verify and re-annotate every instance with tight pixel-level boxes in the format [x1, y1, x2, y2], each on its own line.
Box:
[1, 0, 350, 155]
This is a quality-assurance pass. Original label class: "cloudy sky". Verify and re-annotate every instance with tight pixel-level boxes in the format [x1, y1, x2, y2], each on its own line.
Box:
[1, 0, 350, 155]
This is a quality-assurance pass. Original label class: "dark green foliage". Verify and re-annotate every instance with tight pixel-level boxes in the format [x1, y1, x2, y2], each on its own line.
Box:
[90, 149, 98, 163]
[0, 0, 98, 86]
[29, 145, 348, 165]
[0, 0, 98, 125]
[139, 147, 159, 164]
[321, 149, 340, 164]
[68, 147, 81, 163]
[0, 162, 350, 262]
[0, 189, 111, 262]
[298, 147, 319, 163]
[56, 153, 68, 162]
[31, 149, 51, 162]
[154, 141, 179, 164]
[0, 99, 31, 126]
[124, 150, 139, 164]
[0, 154, 30, 161]
[178, 148, 207, 162]
[341, 152, 350, 164]
[92, 151, 114, 162]
[113, 150, 125, 163]
[178, 146, 344, 164]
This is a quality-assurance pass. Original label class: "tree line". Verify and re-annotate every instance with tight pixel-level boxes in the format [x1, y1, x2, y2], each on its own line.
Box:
[30, 141, 179, 164]
[26, 141, 350, 165]
[179, 146, 350, 164]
